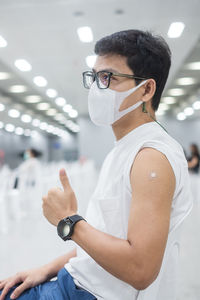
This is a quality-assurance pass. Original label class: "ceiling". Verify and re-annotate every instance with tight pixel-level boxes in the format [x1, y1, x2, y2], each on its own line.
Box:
[0, 0, 200, 137]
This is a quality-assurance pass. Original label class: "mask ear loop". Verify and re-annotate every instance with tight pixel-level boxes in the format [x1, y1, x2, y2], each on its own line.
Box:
[142, 102, 168, 133]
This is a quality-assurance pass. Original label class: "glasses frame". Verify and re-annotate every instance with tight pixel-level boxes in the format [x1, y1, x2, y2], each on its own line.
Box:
[82, 70, 147, 89]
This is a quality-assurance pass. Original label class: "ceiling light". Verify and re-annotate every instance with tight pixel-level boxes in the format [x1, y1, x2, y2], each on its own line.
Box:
[55, 97, 66, 106]
[168, 88, 185, 96]
[193, 101, 200, 110]
[86, 55, 97, 68]
[0, 121, 4, 129]
[33, 76, 47, 87]
[46, 89, 57, 98]
[40, 122, 48, 130]
[63, 104, 72, 113]
[5, 124, 15, 132]
[185, 62, 200, 70]
[37, 102, 50, 110]
[184, 107, 194, 116]
[0, 103, 5, 111]
[32, 119, 40, 127]
[167, 22, 185, 38]
[0, 35, 7, 47]
[46, 125, 55, 133]
[176, 77, 197, 85]
[69, 109, 78, 118]
[46, 108, 57, 116]
[0, 72, 10, 80]
[177, 112, 186, 121]
[9, 85, 27, 93]
[54, 113, 65, 121]
[77, 26, 93, 43]
[15, 127, 24, 135]
[156, 110, 165, 116]
[21, 114, 32, 123]
[158, 103, 169, 111]
[15, 59, 32, 72]
[25, 95, 41, 103]
[162, 97, 176, 104]
[8, 109, 20, 118]
[24, 129, 31, 136]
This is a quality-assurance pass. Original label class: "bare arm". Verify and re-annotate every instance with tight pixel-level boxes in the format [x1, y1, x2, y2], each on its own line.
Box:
[188, 156, 198, 169]
[72, 148, 175, 289]
[0, 249, 76, 300]
[44, 248, 76, 279]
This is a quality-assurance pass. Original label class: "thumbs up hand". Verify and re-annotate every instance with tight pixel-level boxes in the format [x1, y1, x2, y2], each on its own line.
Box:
[42, 169, 77, 226]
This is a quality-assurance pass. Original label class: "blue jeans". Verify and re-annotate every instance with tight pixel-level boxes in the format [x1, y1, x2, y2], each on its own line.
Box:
[0, 268, 96, 299]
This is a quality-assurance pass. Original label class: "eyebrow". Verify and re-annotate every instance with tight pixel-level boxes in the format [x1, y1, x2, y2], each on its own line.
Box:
[92, 68, 119, 73]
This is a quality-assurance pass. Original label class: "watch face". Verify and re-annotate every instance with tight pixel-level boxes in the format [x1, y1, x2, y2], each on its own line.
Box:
[62, 224, 70, 237]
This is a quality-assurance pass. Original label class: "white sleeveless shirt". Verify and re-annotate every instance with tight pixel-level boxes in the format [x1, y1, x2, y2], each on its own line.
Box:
[65, 122, 193, 300]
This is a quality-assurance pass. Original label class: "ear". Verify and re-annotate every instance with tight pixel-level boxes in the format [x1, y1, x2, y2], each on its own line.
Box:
[142, 79, 156, 103]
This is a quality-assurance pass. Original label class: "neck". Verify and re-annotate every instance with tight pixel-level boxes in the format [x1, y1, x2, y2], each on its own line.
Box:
[112, 106, 156, 141]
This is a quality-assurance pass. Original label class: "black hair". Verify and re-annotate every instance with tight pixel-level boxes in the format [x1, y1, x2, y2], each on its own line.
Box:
[95, 30, 171, 111]
[29, 148, 42, 158]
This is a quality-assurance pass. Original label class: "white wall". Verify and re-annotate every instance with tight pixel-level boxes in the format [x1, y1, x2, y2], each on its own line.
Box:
[78, 116, 200, 168]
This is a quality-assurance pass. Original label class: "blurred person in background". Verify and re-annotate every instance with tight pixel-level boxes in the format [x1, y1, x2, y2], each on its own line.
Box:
[188, 143, 200, 174]
[0, 30, 193, 300]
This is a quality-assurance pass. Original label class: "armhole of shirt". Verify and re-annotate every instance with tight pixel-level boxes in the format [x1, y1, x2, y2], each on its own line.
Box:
[124, 141, 181, 200]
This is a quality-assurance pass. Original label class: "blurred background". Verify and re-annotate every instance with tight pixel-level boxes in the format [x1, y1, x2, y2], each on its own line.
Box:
[0, 0, 200, 299]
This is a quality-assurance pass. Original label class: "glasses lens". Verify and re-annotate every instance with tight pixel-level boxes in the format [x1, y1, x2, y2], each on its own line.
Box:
[97, 71, 110, 89]
[83, 72, 94, 89]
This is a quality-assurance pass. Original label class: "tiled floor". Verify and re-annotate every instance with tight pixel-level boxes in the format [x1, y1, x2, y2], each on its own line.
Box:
[0, 202, 199, 299]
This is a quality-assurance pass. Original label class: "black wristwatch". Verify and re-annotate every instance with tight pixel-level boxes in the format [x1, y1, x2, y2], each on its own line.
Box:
[57, 214, 86, 241]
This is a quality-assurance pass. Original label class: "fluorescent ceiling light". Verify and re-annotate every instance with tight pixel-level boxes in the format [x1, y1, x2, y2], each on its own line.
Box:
[168, 88, 185, 96]
[8, 109, 20, 118]
[184, 107, 194, 116]
[0, 72, 10, 80]
[33, 76, 47, 87]
[24, 129, 31, 136]
[32, 119, 40, 127]
[158, 103, 169, 111]
[9, 85, 27, 93]
[37, 102, 50, 110]
[0, 121, 4, 129]
[40, 122, 48, 130]
[25, 95, 41, 103]
[69, 109, 78, 118]
[15, 59, 32, 72]
[186, 62, 200, 70]
[177, 112, 186, 121]
[46, 108, 57, 116]
[86, 55, 97, 68]
[46, 89, 57, 98]
[167, 22, 185, 38]
[55, 97, 66, 107]
[156, 110, 165, 116]
[63, 104, 72, 113]
[21, 114, 32, 123]
[54, 113, 65, 121]
[176, 77, 197, 85]
[162, 97, 176, 104]
[15, 127, 24, 135]
[5, 124, 15, 132]
[0, 103, 5, 111]
[193, 101, 200, 110]
[0, 35, 7, 47]
[77, 26, 93, 43]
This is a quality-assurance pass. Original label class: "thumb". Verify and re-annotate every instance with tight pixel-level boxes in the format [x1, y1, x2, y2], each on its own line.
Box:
[59, 168, 70, 191]
[10, 281, 29, 299]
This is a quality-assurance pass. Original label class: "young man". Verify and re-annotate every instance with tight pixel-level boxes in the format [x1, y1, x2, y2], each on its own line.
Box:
[0, 30, 193, 300]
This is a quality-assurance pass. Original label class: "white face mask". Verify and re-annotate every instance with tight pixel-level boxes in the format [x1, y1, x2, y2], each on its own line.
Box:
[88, 80, 147, 126]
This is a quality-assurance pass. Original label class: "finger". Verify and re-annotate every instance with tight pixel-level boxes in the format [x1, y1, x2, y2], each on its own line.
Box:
[59, 169, 70, 191]
[0, 282, 15, 300]
[10, 281, 30, 299]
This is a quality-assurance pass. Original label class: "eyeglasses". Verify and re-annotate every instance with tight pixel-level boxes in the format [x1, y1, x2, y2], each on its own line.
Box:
[82, 70, 147, 89]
